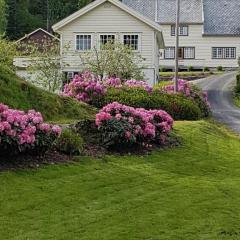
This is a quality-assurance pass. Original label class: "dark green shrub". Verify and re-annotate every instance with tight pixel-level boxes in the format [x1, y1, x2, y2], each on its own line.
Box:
[56, 129, 84, 155]
[203, 66, 209, 72]
[217, 66, 223, 71]
[160, 67, 167, 72]
[236, 74, 240, 93]
[93, 87, 202, 120]
[188, 66, 194, 72]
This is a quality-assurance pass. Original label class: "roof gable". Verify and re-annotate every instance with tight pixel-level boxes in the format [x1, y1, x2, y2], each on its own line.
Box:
[52, 0, 162, 33]
[16, 28, 60, 43]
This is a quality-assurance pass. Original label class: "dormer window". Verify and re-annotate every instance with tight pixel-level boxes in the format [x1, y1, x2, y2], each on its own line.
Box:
[171, 25, 189, 36]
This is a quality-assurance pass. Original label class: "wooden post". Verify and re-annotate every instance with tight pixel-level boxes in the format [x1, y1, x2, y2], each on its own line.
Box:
[174, 0, 180, 93]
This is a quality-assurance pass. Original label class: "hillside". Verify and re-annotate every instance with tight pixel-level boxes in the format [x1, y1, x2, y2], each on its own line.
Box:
[0, 66, 96, 123]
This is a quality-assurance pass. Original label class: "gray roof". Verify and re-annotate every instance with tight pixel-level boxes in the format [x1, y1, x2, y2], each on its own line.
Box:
[203, 0, 240, 35]
[122, 0, 203, 23]
[122, 0, 240, 35]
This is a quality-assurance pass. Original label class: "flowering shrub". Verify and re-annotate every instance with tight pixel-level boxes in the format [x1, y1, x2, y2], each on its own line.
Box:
[95, 102, 173, 147]
[62, 71, 106, 103]
[162, 79, 211, 117]
[62, 71, 152, 104]
[0, 103, 61, 155]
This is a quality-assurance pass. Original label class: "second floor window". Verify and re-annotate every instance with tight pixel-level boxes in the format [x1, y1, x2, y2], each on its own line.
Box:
[76, 34, 92, 51]
[100, 34, 115, 48]
[171, 25, 189, 36]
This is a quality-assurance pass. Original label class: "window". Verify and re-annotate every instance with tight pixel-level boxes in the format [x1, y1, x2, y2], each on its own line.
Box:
[183, 47, 195, 59]
[76, 34, 92, 51]
[164, 47, 175, 59]
[123, 34, 139, 50]
[99, 34, 115, 48]
[171, 25, 189, 36]
[212, 47, 236, 59]
[164, 47, 195, 59]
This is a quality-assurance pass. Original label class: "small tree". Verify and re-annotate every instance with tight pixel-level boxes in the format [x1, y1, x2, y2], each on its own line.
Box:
[80, 42, 145, 80]
[0, 38, 18, 70]
[24, 40, 64, 93]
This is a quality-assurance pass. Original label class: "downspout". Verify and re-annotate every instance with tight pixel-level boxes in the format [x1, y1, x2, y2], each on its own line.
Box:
[155, 0, 158, 22]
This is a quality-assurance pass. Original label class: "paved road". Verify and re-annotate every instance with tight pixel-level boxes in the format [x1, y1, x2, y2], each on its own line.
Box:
[194, 72, 240, 134]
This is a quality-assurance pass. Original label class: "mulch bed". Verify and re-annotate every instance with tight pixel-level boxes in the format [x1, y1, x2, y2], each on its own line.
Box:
[0, 150, 71, 172]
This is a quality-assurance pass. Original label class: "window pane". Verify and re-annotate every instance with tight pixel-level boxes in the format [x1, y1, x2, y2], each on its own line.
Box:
[76, 35, 92, 51]
[100, 34, 115, 48]
[184, 47, 194, 59]
[123, 34, 139, 50]
[164, 47, 175, 59]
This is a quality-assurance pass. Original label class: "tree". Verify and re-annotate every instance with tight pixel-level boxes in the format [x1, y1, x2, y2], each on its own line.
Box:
[80, 42, 145, 80]
[0, 0, 8, 36]
[78, 0, 92, 8]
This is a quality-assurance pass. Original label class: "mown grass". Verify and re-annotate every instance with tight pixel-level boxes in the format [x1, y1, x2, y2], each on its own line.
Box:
[0, 65, 96, 123]
[234, 95, 240, 108]
[1, 121, 240, 240]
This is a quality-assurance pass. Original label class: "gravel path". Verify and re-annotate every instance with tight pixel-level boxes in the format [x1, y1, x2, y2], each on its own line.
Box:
[194, 72, 240, 134]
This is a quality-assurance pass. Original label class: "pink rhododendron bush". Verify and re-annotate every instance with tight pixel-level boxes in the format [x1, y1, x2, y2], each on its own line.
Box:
[95, 102, 174, 147]
[62, 72, 153, 104]
[161, 79, 210, 117]
[0, 103, 61, 156]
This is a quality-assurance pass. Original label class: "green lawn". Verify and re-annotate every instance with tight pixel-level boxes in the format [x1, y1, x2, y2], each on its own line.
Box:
[235, 95, 240, 108]
[1, 121, 240, 240]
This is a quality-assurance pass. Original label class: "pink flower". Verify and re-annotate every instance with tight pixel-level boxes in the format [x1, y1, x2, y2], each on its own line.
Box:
[52, 125, 62, 136]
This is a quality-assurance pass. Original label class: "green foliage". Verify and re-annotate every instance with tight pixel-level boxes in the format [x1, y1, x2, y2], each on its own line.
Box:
[93, 87, 202, 120]
[0, 65, 96, 123]
[187, 66, 194, 72]
[0, 39, 18, 70]
[0, 0, 7, 36]
[160, 67, 167, 72]
[80, 42, 145, 80]
[236, 74, 240, 94]
[6, 0, 91, 40]
[56, 128, 84, 155]
[203, 66, 210, 72]
[217, 66, 223, 71]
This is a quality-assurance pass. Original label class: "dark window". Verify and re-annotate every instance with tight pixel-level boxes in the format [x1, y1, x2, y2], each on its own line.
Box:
[171, 25, 189, 36]
[123, 34, 139, 50]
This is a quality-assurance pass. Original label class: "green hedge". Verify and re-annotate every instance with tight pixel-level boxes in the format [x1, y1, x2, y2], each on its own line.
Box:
[236, 74, 240, 94]
[93, 87, 202, 120]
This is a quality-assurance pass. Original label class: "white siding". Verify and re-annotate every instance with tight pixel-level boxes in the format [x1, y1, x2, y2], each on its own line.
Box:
[159, 24, 240, 68]
[58, 1, 159, 84]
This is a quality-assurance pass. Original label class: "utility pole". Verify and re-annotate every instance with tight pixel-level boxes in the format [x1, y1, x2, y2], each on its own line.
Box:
[174, 0, 180, 93]
[46, 0, 49, 31]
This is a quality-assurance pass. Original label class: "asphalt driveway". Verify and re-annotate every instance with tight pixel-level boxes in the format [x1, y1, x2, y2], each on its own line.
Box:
[194, 72, 240, 134]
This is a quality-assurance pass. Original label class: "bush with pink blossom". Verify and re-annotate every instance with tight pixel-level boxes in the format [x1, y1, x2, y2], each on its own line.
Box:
[161, 79, 210, 117]
[62, 71, 106, 104]
[95, 102, 173, 147]
[0, 103, 61, 155]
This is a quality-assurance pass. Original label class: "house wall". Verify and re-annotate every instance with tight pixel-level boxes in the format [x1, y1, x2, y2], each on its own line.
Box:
[57, 1, 160, 84]
[159, 24, 240, 69]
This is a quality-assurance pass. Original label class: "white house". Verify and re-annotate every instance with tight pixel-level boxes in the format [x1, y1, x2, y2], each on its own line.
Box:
[52, 0, 165, 85]
[122, 0, 240, 70]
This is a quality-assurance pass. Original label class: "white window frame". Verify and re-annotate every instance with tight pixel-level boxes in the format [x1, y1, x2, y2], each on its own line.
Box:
[183, 47, 195, 59]
[75, 33, 93, 51]
[212, 47, 236, 59]
[164, 47, 175, 59]
[122, 33, 141, 51]
[171, 25, 189, 36]
[98, 33, 117, 49]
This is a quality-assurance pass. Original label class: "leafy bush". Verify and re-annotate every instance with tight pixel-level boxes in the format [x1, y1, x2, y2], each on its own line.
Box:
[56, 129, 84, 155]
[188, 66, 194, 72]
[236, 74, 240, 94]
[161, 79, 211, 118]
[160, 67, 167, 72]
[95, 102, 173, 147]
[0, 103, 61, 156]
[217, 66, 223, 71]
[203, 66, 210, 72]
[93, 87, 202, 120]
